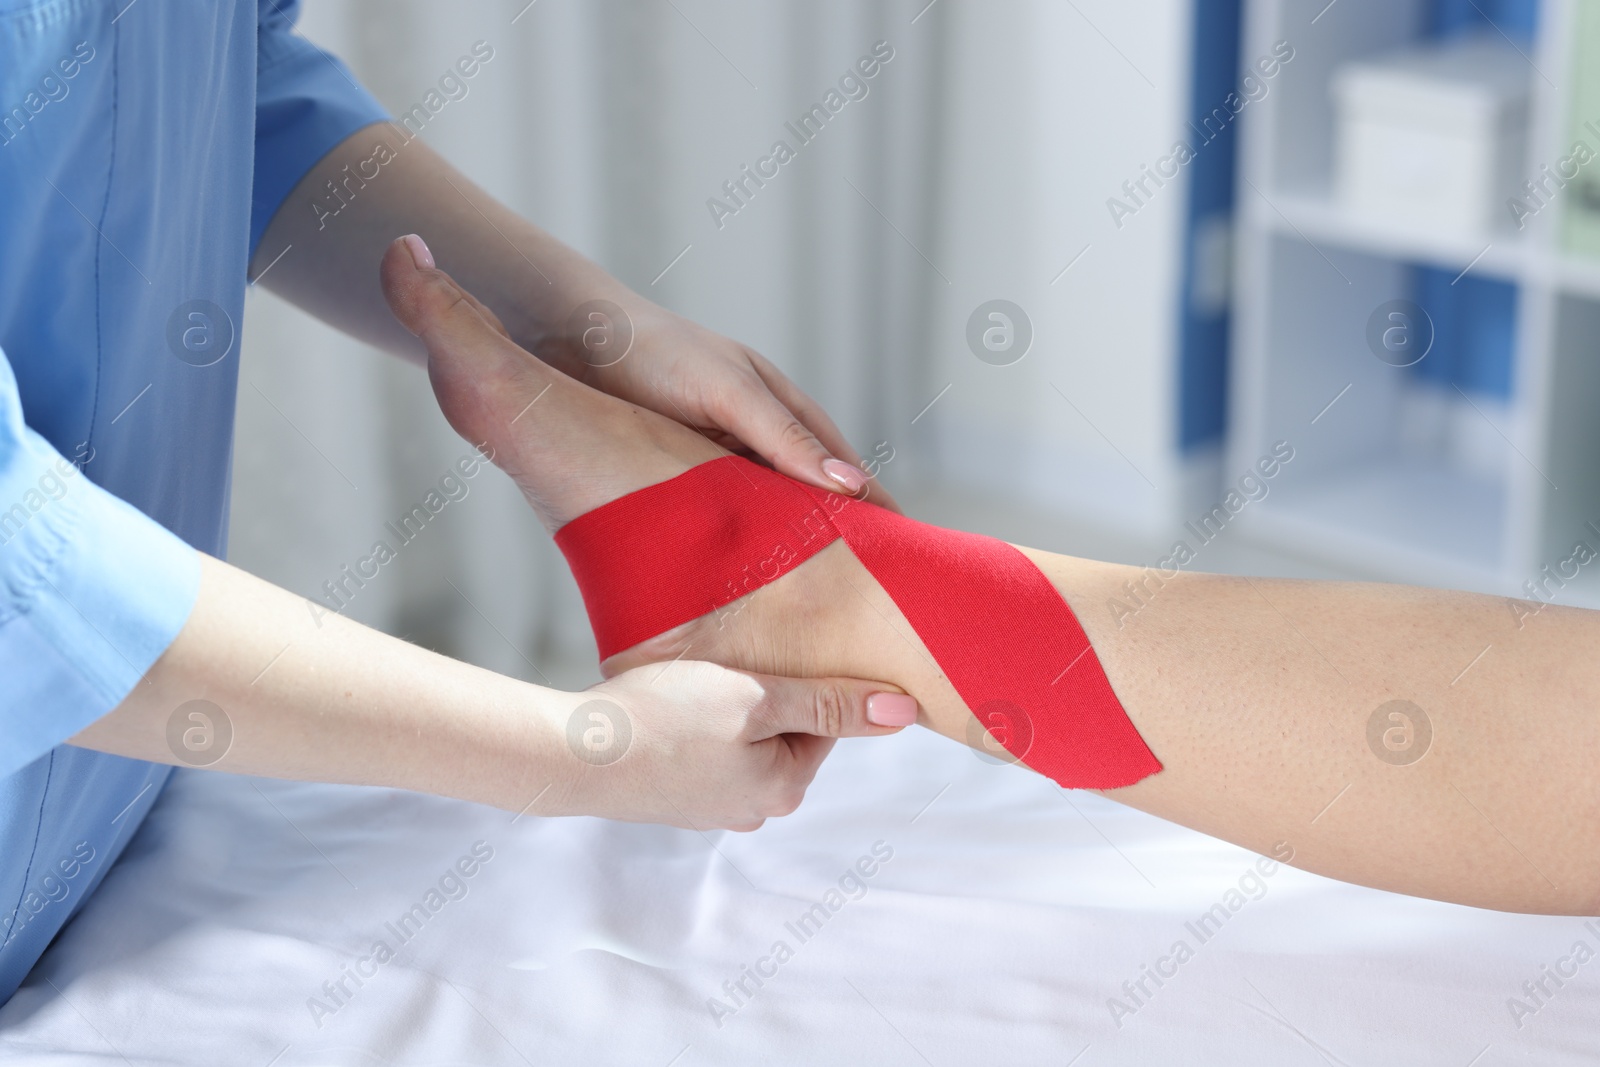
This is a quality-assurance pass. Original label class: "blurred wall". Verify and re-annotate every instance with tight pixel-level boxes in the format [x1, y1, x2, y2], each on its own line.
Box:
[229, 0, 1193, 679]
[928, 0, 1193, 526]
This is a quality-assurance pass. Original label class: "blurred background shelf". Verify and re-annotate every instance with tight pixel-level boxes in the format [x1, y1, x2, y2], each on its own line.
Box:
[1232, 0, 1600, 606]
[1248, 186, 1530, 281]
[1555, 253, 1600, 296]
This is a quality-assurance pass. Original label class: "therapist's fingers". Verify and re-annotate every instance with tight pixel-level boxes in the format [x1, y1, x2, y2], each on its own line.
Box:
[695, 347, 898, 512]
[746, 674, 919, 744]
[737, 675, 916, 815]
[738, 351, 903, 514]
[748, 678, 916, 807]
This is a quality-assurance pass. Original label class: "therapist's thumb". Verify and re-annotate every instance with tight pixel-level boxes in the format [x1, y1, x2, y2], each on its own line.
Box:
[380, 234, 510, 348]
[749, 675, 920, 741]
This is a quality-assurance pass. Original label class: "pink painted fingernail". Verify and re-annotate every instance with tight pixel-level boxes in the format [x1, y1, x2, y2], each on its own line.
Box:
[403, 233, 436, 270]
[822, 458, 866, 493]
[867, 693, 919, 727]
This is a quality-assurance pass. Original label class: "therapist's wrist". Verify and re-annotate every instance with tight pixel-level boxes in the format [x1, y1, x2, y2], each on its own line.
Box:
[467, 684, 602, 819]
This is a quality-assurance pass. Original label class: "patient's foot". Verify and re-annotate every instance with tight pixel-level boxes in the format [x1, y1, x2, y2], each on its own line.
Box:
[380, 239, 724, 530]
[381, 239, 978, 741]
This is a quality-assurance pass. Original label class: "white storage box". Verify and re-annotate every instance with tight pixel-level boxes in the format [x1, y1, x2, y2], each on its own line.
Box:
[1331, 36, 1530, 236]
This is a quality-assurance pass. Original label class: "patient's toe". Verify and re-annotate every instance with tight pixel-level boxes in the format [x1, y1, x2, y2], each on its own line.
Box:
[379, 236, 724, 530]
[380, 236, 551, 460]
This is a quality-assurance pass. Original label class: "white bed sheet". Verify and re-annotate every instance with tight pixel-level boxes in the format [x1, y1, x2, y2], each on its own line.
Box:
[0, 727, 1595, 1065]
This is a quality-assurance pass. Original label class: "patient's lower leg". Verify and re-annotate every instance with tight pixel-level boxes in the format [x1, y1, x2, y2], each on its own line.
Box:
[383, 243, 1600, 915]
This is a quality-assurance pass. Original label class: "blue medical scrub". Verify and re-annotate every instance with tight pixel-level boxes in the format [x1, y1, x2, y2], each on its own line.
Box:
[0, 0, 387, 1004]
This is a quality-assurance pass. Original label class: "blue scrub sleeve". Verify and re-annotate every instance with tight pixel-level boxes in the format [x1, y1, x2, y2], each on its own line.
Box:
[0, 348, 199, 778]
[250, 0, 393, 256]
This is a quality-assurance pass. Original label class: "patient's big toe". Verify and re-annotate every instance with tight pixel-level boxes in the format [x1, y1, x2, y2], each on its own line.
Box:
[379, 236, 557, 464]
[379, 234, 507, 347]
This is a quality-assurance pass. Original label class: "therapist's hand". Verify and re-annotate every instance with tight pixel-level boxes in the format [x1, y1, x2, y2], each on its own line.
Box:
[71, 554, 909, 832]
[562, 661, 907, 831]
[253, 129, 900, 512]
[531, 288, 898, 509]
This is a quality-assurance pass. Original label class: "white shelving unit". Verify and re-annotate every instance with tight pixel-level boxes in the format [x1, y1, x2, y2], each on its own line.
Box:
[1232, 0, 1600, 603]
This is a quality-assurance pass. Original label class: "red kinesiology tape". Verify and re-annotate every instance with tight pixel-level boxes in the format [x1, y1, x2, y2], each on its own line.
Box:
[554, 457, 1161, 789]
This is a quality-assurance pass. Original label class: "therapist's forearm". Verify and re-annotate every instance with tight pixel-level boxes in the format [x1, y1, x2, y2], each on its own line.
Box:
[70, 553, 569, 812]
[252, 123, 614, 366]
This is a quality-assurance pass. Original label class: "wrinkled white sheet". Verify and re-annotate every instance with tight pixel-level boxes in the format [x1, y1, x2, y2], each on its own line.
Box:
[1, 727, 1594, 1065]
